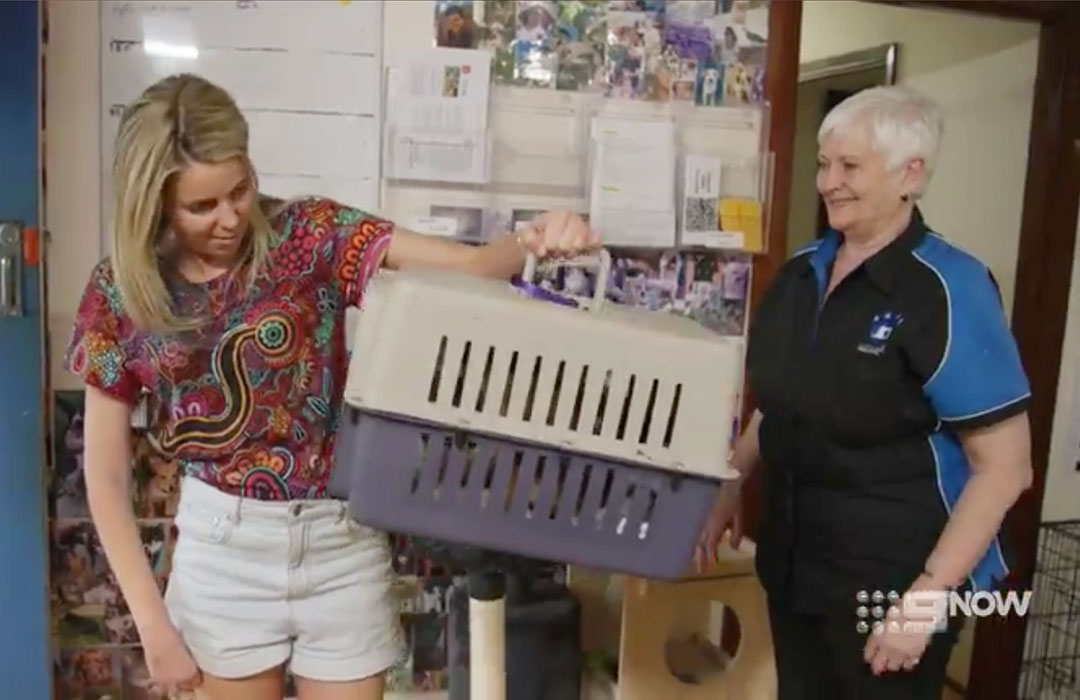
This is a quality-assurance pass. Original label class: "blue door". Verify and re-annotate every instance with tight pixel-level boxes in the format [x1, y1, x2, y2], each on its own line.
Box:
[0, 0, 52, 696]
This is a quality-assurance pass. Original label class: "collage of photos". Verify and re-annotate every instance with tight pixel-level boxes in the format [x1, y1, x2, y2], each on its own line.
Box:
[532, 247, 752, 336]
[435, 0, 770, 106]
[50, 391, 185, 699]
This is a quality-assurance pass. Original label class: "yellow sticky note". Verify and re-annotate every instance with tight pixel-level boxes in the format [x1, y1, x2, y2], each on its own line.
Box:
[719, 198, 742, 232]
[739, 200, 764, 252]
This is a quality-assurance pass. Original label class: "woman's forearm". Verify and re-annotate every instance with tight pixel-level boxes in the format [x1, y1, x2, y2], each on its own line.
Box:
[731, 409, 763, 480]
[922, 468, 1029, 590]
[83, 387, 172, 636]
[467, 232, 528, 280]
[86, 468, 172, 634]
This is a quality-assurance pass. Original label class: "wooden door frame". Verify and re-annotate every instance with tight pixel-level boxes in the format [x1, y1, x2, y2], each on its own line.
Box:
[755, 2, 1080, 697]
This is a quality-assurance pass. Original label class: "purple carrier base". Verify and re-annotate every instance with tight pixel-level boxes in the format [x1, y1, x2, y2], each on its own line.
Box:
[329, 407, 720, 581]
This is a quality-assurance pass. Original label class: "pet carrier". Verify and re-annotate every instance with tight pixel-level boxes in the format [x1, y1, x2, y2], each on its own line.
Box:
[330, 249, 746, 580]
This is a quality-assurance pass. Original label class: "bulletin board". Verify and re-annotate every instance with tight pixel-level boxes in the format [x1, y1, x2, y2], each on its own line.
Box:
[97, 0, 384, 256]
[384, 0, 774, 257]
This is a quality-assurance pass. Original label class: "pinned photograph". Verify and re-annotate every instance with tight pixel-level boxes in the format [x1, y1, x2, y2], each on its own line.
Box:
[55, 649, 121, 699]
[52, 391, 89, 519]
[714, 0, 769, 105]
[52, 521, 117, 647]
[135, 444, 181, 519]
[443, 65, 462, 97]
[696, 60, 724, 106]
[476, 0, 517, 83]
[116, 649, 161, 700]
[435, 0, 477, 49]
[514, 39, 559, 88]
[553, 0, 607, 92]
[105, 598, 139, 646]
[604, 11, 656, 99]
[516, 0, 557, 43]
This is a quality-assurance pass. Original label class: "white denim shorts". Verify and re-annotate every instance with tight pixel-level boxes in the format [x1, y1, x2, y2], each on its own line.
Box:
[164, 477, 406, 681]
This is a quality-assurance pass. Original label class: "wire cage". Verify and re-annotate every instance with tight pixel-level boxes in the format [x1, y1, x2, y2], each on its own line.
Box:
[1019, 520, 1080, 700]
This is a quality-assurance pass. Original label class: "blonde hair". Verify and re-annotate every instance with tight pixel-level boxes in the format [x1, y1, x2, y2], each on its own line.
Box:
[110, 73, 276, 334]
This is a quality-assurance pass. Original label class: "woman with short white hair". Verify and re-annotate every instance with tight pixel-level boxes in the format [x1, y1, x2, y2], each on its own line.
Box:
[698, 85, 1033, 697]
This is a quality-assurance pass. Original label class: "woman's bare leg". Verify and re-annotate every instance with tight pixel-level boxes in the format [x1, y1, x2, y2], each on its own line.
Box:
[194, 665, 286, 700]
[295, 672, 385, 700]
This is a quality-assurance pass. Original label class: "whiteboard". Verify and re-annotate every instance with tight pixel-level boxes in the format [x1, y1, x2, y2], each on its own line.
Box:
[99, 0, 384, 255]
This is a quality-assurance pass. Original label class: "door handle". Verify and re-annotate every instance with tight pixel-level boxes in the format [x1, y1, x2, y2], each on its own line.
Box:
[0, 221, 24, 317]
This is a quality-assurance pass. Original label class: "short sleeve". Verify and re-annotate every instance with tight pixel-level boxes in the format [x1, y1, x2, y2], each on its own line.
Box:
[64, 261, 141, 404]
[324, 200, 394, 308]
[908, 249, 1030, 431]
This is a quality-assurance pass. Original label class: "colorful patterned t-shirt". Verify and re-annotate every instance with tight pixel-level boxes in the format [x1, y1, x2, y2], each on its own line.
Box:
[65, 197, 393, 501]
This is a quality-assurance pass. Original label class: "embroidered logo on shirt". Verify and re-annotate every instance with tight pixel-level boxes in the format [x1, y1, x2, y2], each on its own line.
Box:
[858, 312, 904, 356]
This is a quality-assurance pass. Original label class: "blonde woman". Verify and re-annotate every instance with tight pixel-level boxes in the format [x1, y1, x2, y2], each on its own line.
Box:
[67, 73, 599, 700]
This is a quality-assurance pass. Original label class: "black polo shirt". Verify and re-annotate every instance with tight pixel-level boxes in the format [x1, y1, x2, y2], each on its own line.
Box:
[746, 209, 1030, 613]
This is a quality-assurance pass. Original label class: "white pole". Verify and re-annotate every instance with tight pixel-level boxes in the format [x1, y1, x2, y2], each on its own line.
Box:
[468, 572, 506, 700]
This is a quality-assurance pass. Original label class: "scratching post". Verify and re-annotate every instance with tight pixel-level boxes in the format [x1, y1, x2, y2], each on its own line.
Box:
[468, 571, 506, 700]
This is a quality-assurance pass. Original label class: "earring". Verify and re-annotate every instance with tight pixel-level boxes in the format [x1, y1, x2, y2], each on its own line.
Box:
[901, 193, 911, 202]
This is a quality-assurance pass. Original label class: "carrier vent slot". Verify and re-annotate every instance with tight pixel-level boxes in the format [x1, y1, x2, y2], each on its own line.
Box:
[522, 357, 543, 421]
[572, 463, 593, 526]
[639, 378, 660, 444]
[475, 346, 495, 412]
[592, 370, 612, 436]
[549, 456, 571, 521]
[640, 488, 658, 540]
[525, 456, 547, 519]
[616, 375, 637, 440]
[459, 440, 478, 495]
[499, 351, 519, 417]
[569, 366, 589, 431]
[451, 341, 472, 408]
[595, 468, 615, 529]
[410, 433, 431, 494]
[432, 436, 453, 500]
[503, 451, 524, 513]
[479, 449, 499, 510]
[663, 384, 683, 448]
[545, 361, 567, 426]
[615, 480, 637, 536]
[427, 337, 448, 403]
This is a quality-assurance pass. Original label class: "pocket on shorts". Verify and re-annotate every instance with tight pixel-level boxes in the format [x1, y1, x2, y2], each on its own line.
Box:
[174, 501, 236, 545]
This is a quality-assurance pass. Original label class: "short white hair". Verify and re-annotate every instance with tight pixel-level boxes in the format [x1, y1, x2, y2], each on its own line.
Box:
[818, 85, 944, 194]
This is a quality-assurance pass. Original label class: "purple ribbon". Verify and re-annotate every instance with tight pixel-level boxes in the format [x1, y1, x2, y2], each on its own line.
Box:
[510, 276, 580, 308]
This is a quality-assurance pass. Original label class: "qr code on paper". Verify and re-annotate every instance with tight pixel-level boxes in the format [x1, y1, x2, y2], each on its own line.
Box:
[684, 197, 719, 232]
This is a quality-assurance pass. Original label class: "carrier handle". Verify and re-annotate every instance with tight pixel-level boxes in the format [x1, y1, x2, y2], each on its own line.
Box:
[522, 248, 611, 312]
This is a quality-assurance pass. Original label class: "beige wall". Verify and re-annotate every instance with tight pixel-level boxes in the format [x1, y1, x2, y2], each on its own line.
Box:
[800, 0, 1036, 79]
[1041, 213, 1080, 523]
[45, 0, 101, 392]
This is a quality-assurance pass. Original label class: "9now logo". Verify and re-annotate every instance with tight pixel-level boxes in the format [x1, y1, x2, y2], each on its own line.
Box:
[855, 589, 1033, 635]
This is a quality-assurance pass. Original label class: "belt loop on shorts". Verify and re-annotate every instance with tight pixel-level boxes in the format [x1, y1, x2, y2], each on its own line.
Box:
[235, 491, 244, 524]
[337, 501, 347, 523]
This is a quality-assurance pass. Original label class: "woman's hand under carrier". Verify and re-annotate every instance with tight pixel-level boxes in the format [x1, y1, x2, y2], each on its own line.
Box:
[141, 618, 202, 693]
[694, 479, 744, 572]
